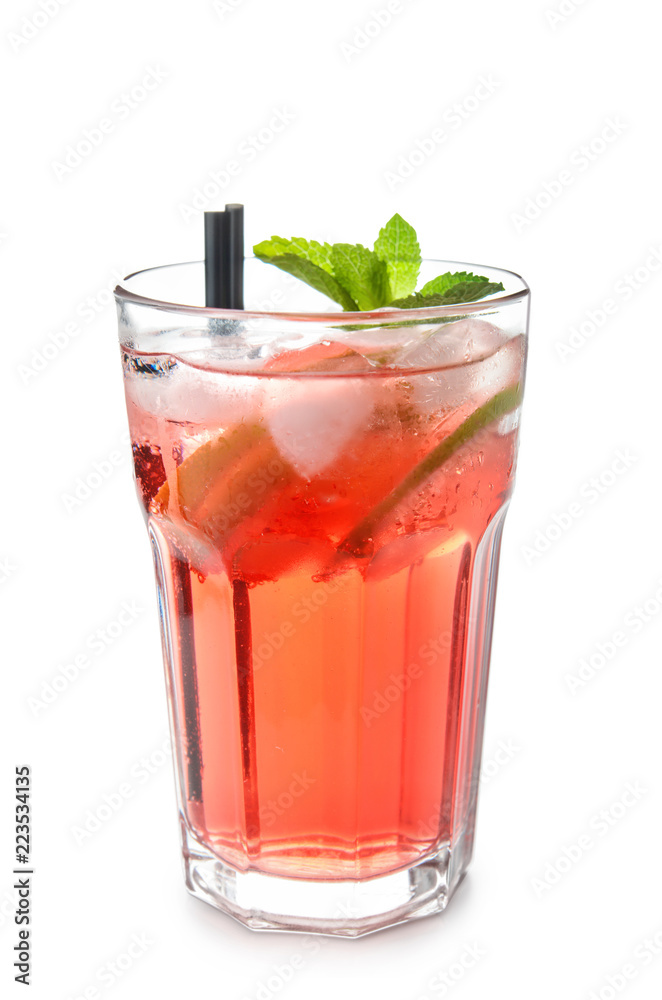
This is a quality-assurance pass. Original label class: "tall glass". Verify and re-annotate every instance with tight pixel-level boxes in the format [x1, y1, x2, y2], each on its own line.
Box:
[115, 258, 529, 937]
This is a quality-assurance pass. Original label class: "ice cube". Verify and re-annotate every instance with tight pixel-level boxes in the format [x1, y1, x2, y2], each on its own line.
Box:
[264, 378, 374, 479]
[398, 318, 509, 370]
[123, 354, 173, 414]
[124, 354, 262, 428]
[399, 322, 525, 419]
[331, 322, 434, 367]
[264, 339, 373, 374]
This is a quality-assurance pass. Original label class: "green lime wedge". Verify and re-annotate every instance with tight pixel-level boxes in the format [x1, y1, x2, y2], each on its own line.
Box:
[339, 382, 523, 556]
[155, 422, 293, 547]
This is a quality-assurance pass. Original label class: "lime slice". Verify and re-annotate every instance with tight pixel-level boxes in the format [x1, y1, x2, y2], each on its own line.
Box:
[155, 422, 293, 549]
[339, 382, 523, 556]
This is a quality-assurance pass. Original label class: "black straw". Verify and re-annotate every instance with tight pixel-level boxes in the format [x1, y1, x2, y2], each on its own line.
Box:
[177, 205, 247, 805]
[203, 205, 259, 851]
[174, 557, 203, 803]
[204, 204, 244, 308]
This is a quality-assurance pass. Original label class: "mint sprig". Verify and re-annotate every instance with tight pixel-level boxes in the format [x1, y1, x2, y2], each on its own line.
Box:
[253, 236, 358, 311]
[254, 215, 504, 312]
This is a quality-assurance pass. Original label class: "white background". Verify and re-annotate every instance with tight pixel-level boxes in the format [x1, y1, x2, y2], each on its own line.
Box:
[2, 0, 661, 997]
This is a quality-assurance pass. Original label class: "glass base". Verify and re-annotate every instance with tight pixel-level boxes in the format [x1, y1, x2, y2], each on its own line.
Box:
[181, 822, 470, 938]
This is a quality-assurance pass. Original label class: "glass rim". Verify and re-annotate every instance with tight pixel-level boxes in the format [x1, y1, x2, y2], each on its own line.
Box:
[114, 257, 530, 325]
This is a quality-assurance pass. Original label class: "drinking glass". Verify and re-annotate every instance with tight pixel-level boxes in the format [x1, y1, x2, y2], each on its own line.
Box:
[115, 257, 529, 936]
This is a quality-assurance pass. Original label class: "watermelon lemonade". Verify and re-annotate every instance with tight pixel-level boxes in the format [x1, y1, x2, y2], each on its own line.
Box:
[116, 254, 529, 936]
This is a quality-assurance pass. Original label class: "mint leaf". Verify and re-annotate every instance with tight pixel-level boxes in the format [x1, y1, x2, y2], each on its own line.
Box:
[391, 280, 504, 308]
[374, 213, 421, 299]
[439, 280, 504, 303]
[254, 237, 358, 311]
[420, 271, 491, 297]
[254, 236, 336, 274]
[284, 237, 336, 274]
[330, 243, 391, 311]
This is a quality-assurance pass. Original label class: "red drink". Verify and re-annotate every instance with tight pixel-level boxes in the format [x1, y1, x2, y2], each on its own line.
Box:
[123, 327, 525, 883]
